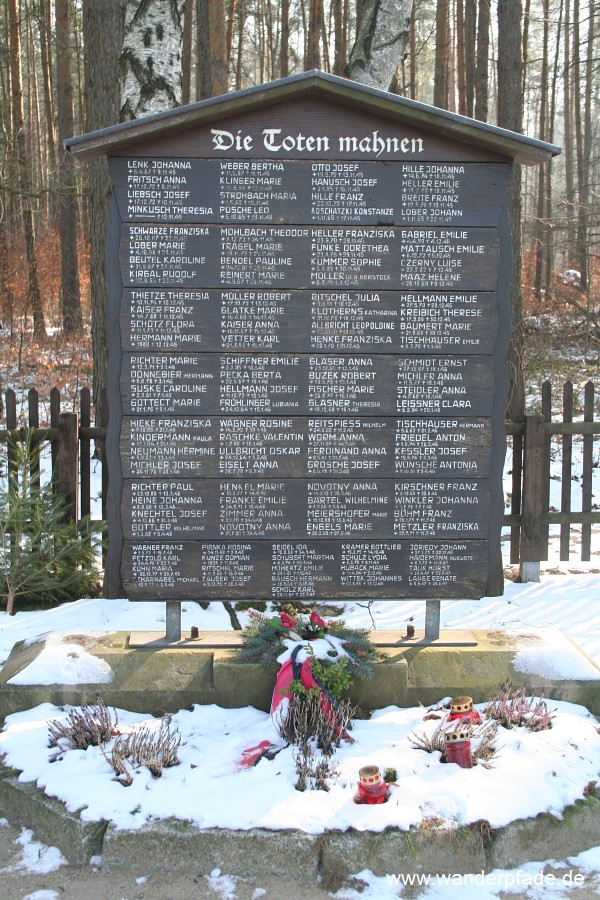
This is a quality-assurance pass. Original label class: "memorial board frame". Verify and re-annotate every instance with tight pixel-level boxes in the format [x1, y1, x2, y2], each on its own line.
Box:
[67, 72, 560, 619]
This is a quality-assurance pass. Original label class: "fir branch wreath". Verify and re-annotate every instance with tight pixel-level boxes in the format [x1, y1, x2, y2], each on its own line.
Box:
[238, 606, 383, 692]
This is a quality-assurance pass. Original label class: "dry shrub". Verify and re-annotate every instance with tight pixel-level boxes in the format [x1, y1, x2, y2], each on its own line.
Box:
[279, 693, 354, 791]
[409, 717, 499, 767]
[48, 697, 116, 760]
[485, 680, 555, 731]
[105, 715, 181, 785]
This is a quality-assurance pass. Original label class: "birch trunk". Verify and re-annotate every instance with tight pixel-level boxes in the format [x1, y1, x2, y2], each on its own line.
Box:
[120, 0, 185, 120]
[346, 0, 413, 91]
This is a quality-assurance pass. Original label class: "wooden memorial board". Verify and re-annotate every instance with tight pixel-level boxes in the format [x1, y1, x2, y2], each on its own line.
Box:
[65, 74, 559, 604]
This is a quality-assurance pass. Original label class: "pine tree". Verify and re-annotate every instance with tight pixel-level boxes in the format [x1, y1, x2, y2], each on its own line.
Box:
[0, 436, 101, 615]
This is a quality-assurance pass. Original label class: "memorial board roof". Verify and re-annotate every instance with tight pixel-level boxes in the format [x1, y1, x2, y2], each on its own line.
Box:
[66, 70, 560, 166]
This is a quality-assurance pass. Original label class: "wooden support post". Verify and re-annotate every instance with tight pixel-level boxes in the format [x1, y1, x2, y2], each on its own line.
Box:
[166, 601, 182, 642]
[58, 412, 79, 523]
[50, 388, 60, 494]
[510, 430, 523, 565]
[520, 414, 547, 582]
[99, 387, 108, 569]
[5, 390, 17, 496]
[560, 382, 573, 560]
[28, 388, 40, 490]
[581, 381, 594, 561]
[80, 388, 91, 522]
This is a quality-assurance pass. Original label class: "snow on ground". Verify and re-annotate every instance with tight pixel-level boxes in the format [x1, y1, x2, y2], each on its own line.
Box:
[0, 422, 598, 892]
[0, 574, 599, 898]
[2, 695, 599, 836]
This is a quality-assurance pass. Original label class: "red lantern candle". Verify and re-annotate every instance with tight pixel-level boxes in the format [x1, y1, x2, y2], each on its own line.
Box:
[355, 765, 389, 804]
[448, 696, 481, 725]
[444, 725, 474, 768]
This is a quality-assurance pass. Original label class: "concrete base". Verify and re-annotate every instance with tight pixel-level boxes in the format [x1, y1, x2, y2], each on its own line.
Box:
[1, 628, 599, 718]
[1, 766, 600, 878]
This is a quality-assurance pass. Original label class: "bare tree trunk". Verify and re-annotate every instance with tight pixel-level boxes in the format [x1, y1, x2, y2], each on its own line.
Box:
[196, 0, 228, 98]
[409, 2, 417, 98]
[260, 0, 276, 79]
[0, 215, 13, 335]
[25, 0, 43, 210]
[346, 0, 413, 91]
[38, 0, 57, 213]
[533, 0, 549, 305]
[574, 0, 593, 294]
[196, 0, 211, 98]
[235, 0, 244, 89]
[181, 0, 194, 105]
[280, 0, 290, 76]
[121, 0, 185, 119]
[563, 0, 576, 255]
[434, 0, 450, 108]
[474, 0, 489, 121]
[464, 0, 475, 116]
[581, 0, 595, 351]
[332, 0, 343, 75]
[320, 0, 331, 71]
[544, 0, 563, 293]
[83, 0, 126, 437]
[306, 0, 323, 69]
[209, 0, 229, 94]
[497, 0, 524, 422]
[56, 0, 83, 336]
[456, 0, 467, 114]
[8, 0, 45, 338]
[447, 0, 456, 111]
[226, 0, 238, 69]
[521, 0, 530, 96]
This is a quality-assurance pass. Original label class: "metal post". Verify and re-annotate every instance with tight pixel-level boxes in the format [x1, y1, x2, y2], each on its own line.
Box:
[424, 600, 441, 642]
[165, 601, 182, 642]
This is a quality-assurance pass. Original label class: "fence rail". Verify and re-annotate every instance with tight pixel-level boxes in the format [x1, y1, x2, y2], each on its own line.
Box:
[1, 382, 598, 574]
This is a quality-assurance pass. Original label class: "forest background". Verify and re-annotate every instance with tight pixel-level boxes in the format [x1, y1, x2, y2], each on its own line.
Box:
[0, 0, 598, 430]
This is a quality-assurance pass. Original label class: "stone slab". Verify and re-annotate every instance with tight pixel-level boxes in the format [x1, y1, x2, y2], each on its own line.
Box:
[0, 768, 107, 865]
[128, 629, 478, 649]
[2, 770, 600, 880]
[1, 629, 599, 720]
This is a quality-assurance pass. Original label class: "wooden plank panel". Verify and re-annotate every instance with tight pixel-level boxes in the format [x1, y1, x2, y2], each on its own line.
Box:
[120, 415, 493, 479]
[121, 539, 489, 600]
[120, 225, 500, 291]
[28, 388, 40, 490]
[120, 353, 495, 417]
[110, 158, 510, 226]
[121, 477, 491, 541]
[510, 431, 523, 565]
[121, 288, 498, 355]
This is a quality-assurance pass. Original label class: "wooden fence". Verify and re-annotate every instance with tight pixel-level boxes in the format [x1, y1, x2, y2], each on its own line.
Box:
[505, 380, 599, 569]
[0, 382, 598, 572]
[0, 387, 107, 526]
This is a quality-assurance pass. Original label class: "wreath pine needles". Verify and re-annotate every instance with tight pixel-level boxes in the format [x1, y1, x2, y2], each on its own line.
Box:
[238, 608, 383, 683]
